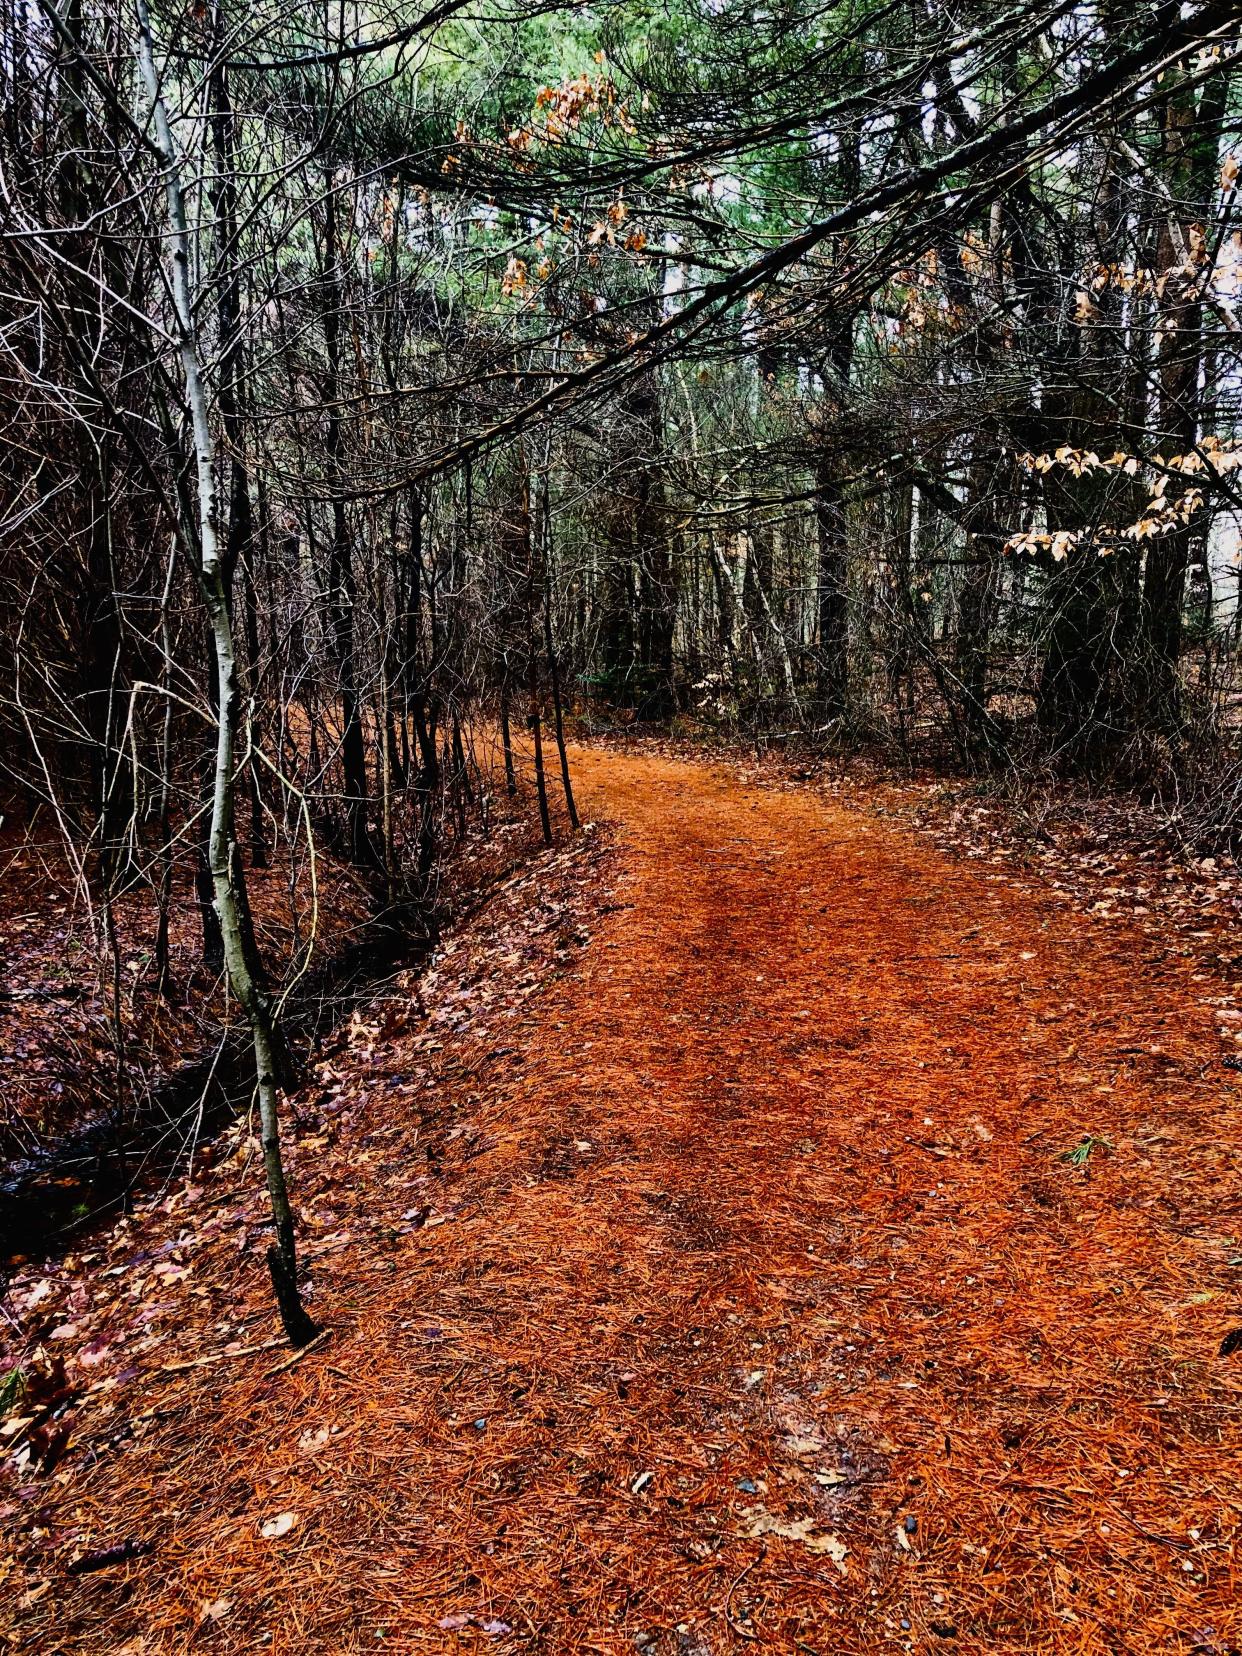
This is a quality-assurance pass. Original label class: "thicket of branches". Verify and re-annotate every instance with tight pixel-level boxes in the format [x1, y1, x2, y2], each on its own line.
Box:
[2, 0, 1240, 1333]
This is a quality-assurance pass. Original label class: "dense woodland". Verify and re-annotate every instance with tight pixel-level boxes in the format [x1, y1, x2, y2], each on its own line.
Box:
[4, 10, 1242, 1649]
[2, 1, 1241, 1333]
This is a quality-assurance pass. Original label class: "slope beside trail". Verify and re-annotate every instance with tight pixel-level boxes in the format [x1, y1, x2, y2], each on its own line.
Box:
[10, 745, 1241, 1656]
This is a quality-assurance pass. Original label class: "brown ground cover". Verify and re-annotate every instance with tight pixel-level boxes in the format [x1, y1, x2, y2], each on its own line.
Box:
[0, 816, 368, 1163]
[3, 745, 1241, 1654]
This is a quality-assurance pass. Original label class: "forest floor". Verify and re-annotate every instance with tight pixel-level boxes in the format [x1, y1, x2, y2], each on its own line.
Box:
[0, 817, 370, 1168]
[0, 788, 545, 1246]
[4, 743, 1242, 1654]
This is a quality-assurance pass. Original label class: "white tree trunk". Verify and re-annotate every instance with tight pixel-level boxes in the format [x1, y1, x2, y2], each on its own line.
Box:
[134, 0, 316, 1343]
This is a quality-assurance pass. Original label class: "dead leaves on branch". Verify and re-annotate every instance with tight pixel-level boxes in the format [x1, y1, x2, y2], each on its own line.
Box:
[1007, 437, 1242, 559]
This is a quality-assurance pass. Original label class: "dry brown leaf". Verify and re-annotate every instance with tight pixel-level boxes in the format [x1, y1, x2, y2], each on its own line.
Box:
[740, 1508, 848, 1572]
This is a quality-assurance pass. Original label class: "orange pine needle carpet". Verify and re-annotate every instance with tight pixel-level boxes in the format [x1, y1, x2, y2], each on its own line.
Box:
[5, 746, 1241, 1654]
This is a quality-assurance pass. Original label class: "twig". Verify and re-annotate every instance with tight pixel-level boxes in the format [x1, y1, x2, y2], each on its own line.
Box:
[723, 1541, 766, 1642]
[157, 1337, 284, 1375]
[265, 1328, 332, 1376]
[67, 1539, 155, 1575]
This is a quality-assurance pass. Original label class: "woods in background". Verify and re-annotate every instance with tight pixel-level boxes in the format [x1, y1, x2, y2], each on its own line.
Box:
[2, 0, 1240, 1331]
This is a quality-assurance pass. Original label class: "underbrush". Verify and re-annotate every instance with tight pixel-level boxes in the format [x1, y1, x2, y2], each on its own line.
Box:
[0, 774, 558, 1208]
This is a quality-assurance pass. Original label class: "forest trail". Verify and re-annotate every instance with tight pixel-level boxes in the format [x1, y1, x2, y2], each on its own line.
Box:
[17, 747, 1242, 1655]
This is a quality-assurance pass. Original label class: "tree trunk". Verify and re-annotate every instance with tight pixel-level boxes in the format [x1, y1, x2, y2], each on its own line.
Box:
[136, 0, 316, 1345]
[540, 475, 580, 831]
[1143, 69, 1227, 717]
[322, 185, 372, 867]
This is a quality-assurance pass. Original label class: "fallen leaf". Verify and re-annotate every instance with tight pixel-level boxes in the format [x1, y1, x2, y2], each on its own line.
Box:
[784, 1434, 826, 1457]
[259, 1511, 298, 1539]
[740, 1507, 848, 1572]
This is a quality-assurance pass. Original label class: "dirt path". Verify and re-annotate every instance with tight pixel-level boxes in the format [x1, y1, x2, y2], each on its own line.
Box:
[11, 747, 1242, 1655]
